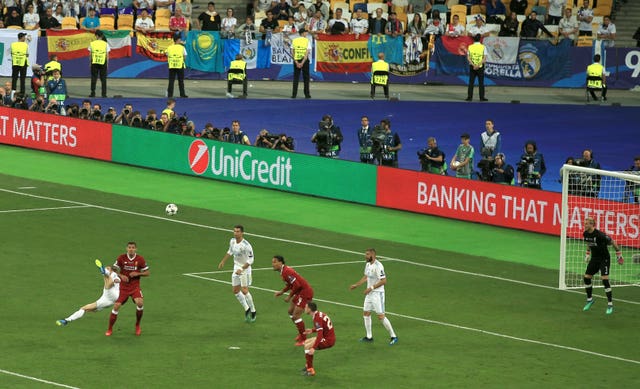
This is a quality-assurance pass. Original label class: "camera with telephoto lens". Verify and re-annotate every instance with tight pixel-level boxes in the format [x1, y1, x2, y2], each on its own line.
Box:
[477, 158, 495, 181]
[131, 116, 144, 128]
[517, 155, 539, 187]
[370, 125, 387, 163]
[314, 120, 334, 155]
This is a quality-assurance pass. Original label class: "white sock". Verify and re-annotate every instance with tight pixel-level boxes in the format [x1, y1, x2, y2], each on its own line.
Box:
[235, 292, 249, 310]
[66, 309, 85, 322]
[244, 292, 256, 312]
[381, 317, 396, 338]
[364, 316, 372, 338]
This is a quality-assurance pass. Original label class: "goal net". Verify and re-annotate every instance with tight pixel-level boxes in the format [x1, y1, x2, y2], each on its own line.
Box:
[559, 164, 640, 289]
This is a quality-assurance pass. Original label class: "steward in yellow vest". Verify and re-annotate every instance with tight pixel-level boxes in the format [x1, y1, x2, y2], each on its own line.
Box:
[44, 54, 62, 80]
[586, 54, 607, 101]
[370, 52, 389, 99]
[227, 54, 248, 98]
[291, 29, 311, 99]
[88, 30, 110, 97]
[466, 34, 488, 102]
[166, 36, 188, 98]
[10, 32, 30, 94]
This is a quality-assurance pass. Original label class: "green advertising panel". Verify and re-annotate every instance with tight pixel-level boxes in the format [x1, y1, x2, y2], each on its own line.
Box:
[112, 125, 377, 204]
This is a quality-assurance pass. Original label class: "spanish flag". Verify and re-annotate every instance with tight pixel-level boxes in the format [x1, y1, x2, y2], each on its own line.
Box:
[315, 34, 371, 73]
[135, 31, 175, 61]
[46, 30, 94, 60]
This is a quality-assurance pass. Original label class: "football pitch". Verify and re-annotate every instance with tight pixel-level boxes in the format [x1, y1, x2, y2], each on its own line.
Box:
[1, 147, 639, 388]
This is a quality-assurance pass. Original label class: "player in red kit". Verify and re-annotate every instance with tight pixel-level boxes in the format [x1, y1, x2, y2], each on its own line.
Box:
[106, 242, 150, 336]
[272, 255, 314, 346]
[301, 302, 335, 377]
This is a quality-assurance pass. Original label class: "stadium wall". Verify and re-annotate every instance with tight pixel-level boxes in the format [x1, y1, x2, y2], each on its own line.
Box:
[2, 106, 638, 242]
[30, 36, 640, 89]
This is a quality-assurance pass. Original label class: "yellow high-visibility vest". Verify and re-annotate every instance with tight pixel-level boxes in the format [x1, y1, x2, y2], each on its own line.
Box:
[371, 60, 389, 85]
[586, 62, 604, 88]
[90, 40, 108, 65]
[11, 41, 29, 67]
[228, 60, 246, 81]
[468, 43, 485, 67]
[292, 37, 309, 61]
[166, 44, 185, 69]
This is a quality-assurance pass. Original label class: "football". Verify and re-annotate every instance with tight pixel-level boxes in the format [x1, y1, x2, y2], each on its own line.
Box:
[165, 203, 178, 216]
[452, 161, 460, 167]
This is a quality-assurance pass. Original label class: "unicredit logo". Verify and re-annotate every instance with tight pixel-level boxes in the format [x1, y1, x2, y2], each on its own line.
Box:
[188, 139, 209, 175]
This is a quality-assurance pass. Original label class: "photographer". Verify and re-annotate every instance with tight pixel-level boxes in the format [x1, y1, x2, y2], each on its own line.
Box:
[90, 104, 103, 121]
[255, 129, 277, 148]
[129, 111, 146, 129]
[145, 109, 158, 129]
[30, 64, 46, 101]
[574, 149, 601, 197]
[29, 95, 46, 112]
[517, 140, 546, 189]
[490, 153, 514, 185]
[103, 107, 117, 123]
[44, 98, 61, 115]
[116, 104, 135, 126]
[273, 134, 295, 152]
[371, 118, 401, 167]
[311, 114, 343, 158]
[12, 93, 29, 110]
[624, 156, 640, 203]
[228, 120, 251, 145]
[417, 137, 446, 175]
[180, 121, 196, 136]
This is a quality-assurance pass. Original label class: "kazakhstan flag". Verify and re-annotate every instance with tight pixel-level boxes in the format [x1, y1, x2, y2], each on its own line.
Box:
[185, 31, 225, 73]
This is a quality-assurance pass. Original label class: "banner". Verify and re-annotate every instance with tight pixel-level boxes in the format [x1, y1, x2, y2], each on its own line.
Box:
[316, 34, 371, 73]
[484, 36, 519, 64]
[0, 106, 112, 160]
[185, 31, 225, 72]
[223, 38, 259, 70]
[367, 34, 404, 65]
[375, 167, 640, 243]
[46, 30, 94, 60]
[0, 30, 39, 77]
[136, 31, 174, 61]
[270, 33, 294, 65]
[103, 30, 132, 59]
[111, 125, 377, 204]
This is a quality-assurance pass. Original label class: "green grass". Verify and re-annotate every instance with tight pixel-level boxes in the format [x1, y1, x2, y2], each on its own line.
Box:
[1, 174, 639, 388]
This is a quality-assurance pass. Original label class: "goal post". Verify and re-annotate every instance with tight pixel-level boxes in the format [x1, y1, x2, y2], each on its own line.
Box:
[559, 164, 640, 290]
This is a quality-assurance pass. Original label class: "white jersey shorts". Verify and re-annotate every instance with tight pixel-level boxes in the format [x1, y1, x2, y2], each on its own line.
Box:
[96, 288, 119, 310]
[363, 291, 385, 314]
[231, 268, 253, 287]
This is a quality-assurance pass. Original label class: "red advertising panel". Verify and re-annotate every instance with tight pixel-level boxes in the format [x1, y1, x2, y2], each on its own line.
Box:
[0, 107, 112, 161]
[376, 168, 640, 243]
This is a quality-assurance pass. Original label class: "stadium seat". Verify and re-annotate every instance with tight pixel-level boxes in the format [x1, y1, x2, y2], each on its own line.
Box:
[450, 4, 467, 24]
[367, 3, 388, 14]
[532, 6, 547, 23]
[155, 8, 172, 19]
[350, 0, 366, 12]
[470, 5, 484, 16]
[117, 14, 134, 30]
[432, 4, 448, 16]
[99, 15, 115, 30]
[331, 1, 349, 12]
[576, 35, 593, 47]
[61, 17, 78, 30]
[155, 17, 170, 31]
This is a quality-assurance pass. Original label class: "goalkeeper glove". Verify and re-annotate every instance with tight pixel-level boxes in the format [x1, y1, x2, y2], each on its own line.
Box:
[616, 251, 623, 265]
[584, 251, 591, 263]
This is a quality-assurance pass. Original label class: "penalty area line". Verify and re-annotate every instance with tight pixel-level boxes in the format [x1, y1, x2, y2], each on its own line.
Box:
[0, 205, 92, 214]
[0, 369, 80, 389]
[186, 260, 363, 275]
[183, 273, 640, 366]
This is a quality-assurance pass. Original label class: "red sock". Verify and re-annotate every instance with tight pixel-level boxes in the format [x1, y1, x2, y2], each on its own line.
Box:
[305, 353, 313, 369]
[108, 313, 117, 330]
[295, 319, 306, 338]
[136, 308, 143, 325]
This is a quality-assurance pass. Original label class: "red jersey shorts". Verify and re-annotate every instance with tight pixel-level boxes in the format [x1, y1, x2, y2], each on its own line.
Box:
[292, 288, 313, 309]
[316, 337, 335, 350]
[116, 287, 144, 304]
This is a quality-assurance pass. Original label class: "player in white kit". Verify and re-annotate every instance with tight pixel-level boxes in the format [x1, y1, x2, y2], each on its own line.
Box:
[350, 248, 398, 345]
[56, 260, 121, 326]
[218, 225, 257, 322]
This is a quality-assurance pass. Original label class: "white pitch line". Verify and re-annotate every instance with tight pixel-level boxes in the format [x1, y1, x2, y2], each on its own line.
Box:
[17, 186, 36, 189]
[1, 187, 638, 306]
[0, 369, 80, 389]
[0, 205, 91, 214]
[188, 260, 363, 275]
[183, 273, 640, 366]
